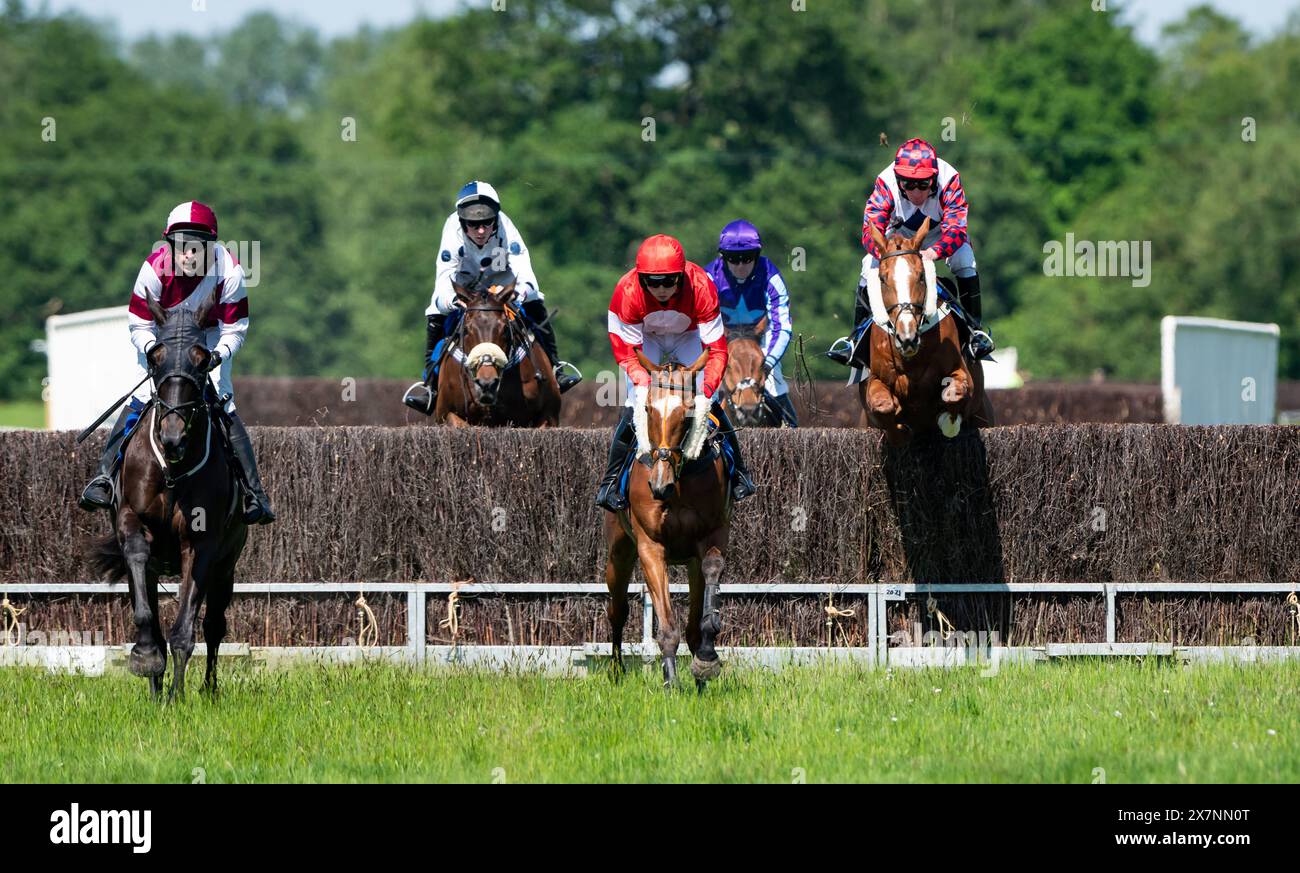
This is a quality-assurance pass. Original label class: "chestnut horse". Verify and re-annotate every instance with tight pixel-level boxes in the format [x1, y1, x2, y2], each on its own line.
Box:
[859, 217, 994, 444]
[434, 272, 561, 427]
[719, 317, 777, 428]
[602, 350, 729, 690]
[89, 290, 247, 700]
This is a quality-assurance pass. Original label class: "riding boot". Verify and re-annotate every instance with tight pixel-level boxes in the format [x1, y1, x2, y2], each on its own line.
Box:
[764, 391, 799, 428]
[78, 403, 136, 511]
[522, 300, 581, 393]
[225, 411, 276, 525]
[403, 314, 447, 415]
[711, 402, 756, 501]
[955, 273, 995, 360]
[595, 407, 637, 512]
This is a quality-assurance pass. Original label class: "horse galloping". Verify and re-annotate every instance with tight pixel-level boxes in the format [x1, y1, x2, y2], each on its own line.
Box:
[602, 351, 730, 691]
[859, 217, 994, 444]
[89, 289, 248, 700]
[433, 272, 561, 427]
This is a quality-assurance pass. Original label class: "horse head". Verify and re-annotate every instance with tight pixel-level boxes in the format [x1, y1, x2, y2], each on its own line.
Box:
[633, 348, 711, 501]
[722, 316, 770, 427]
[452, 270, 519, 407]
[867, 216, 935, 359]
[143, 289, 215, 464]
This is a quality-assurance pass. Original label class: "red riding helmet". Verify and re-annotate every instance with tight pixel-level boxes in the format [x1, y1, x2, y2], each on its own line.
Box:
[893, 138, 938, 180]
[635, 234, 686, 276]
[164, 201, 219, 238]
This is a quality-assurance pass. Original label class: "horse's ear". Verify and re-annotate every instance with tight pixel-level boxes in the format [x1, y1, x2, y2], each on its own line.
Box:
[193, 286, 219, 327]
[453, 282, 473, 303]
[868, 223, 888, 257]
[755, 316, 769, 336]
[635, 349, 661, 373]
[911, 216, 932, 249]
[686, 349, 709, 373]
[491, 280, 517, 305]
[144, 290, 167, 325]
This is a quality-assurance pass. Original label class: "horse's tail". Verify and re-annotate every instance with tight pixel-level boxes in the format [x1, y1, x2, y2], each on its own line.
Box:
[87, 534, 128, 581]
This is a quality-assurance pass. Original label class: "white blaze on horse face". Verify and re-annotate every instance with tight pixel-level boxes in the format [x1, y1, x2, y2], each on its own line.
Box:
[893, 256, 917, 341]
[653, 393, 682, 440]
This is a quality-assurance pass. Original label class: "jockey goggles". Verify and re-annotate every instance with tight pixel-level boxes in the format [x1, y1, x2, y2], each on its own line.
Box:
[900, 177, 935, 191]
[462, 217, 498, 231]
[641, 273, 681, 289]
[723, 252, 757, 265]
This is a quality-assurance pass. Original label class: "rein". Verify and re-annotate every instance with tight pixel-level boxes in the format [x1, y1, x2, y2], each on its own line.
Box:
[446, 303, 535, 411]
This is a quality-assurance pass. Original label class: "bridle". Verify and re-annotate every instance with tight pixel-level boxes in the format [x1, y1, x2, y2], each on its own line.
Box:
[146, 331, 215, 486]
[718, 325, 771, 425]
[877, 247, 929, 325]
[447, 300, 535, 407]
[637, 373, 700, 478]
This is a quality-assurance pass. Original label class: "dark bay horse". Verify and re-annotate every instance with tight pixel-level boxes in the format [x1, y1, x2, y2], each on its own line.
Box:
[90, 289, 247, 700]
[860, 217, 994, 444]
[433, 273, 561, 427]
[719, 316, 776, 428]
[602, 350, 730, 690]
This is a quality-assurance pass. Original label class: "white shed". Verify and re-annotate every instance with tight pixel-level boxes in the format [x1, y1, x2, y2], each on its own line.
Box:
[45, 306, 138, 432]
[1161, 316, 1280, 424]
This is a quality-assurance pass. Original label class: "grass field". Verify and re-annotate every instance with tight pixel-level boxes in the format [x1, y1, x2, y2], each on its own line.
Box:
[1, 660, 1295, 783]
[0, 400, 45, 429]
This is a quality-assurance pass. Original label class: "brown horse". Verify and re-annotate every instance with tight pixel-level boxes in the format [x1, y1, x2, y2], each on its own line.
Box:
[602, 350, 729, 690]
[719, 317, 776, 428]
[433, 274, 561, 427]
[859, 217, 994, 444]
[90, 290, 247, 700]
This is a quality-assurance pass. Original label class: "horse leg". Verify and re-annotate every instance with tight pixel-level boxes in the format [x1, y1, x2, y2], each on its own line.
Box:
[167, 545, 209, 703]
[202, 561, 235, 698]
[637, 540, 679, 689]
[863, 376, 906, 443]
[938, 368, 974, 438]
[603, 515, 636, 678]
[689, 546, 725, 690]
[121, 520, 165, 688]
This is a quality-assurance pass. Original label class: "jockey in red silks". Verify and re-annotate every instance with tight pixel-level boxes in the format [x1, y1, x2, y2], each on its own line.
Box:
[78, 201, 275, 524]
[594, 234, 756, 512]
[827, 137, 995, 370]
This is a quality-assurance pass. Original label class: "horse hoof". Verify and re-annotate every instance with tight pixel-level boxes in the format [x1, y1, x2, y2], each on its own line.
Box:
[938, 412, 962, 438]
[128, 645, 165, 677]
[690, 655, 723, 682]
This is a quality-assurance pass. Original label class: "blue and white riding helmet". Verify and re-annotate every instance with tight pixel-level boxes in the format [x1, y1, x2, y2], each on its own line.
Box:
[456, 181, 501, 222]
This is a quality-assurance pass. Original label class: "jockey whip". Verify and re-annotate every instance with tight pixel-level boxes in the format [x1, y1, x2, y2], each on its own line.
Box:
[75, 373, 153, 444]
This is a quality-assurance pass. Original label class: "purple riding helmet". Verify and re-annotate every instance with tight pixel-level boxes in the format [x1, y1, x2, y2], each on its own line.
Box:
[718, 219, 763, 253]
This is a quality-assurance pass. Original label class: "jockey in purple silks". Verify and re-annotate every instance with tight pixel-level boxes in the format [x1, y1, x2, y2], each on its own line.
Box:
[703, 220, 798, 427]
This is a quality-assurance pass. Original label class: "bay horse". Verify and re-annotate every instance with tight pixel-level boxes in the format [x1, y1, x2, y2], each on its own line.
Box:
[89, 289, 247, 700]
[433, 271, 561, 427]
[602, 350, 730, 691]
[719, 317, 777, 428]
[859, 217, 994, 444]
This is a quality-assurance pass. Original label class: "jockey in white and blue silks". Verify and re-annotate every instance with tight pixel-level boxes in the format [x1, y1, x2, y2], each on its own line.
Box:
[403, 180, 581, 414]
[703, 220, 798, 427]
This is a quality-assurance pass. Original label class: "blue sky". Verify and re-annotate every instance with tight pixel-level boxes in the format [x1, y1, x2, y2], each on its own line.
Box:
[33, 0, 1300, 44]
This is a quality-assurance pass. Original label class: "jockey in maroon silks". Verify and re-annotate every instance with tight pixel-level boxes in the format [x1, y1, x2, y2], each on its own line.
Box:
[827, 138, 995, 369]
[79, 201, 275, 524]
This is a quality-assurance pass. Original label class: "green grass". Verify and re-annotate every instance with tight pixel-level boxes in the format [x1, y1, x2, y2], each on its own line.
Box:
[0, 660, 1295, 783]
[0, 400, 45, 429]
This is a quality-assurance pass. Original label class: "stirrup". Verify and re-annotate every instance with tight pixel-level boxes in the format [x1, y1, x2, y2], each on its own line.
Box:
[595, 483, 628, 512]
[402, 381, 436, 415]
[79, 476, 115, 511]
[967, 329, 996, 361]
[554, 361, 583, 393]
[242, 494, 276, 525]
[825, 336, 855, 366]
